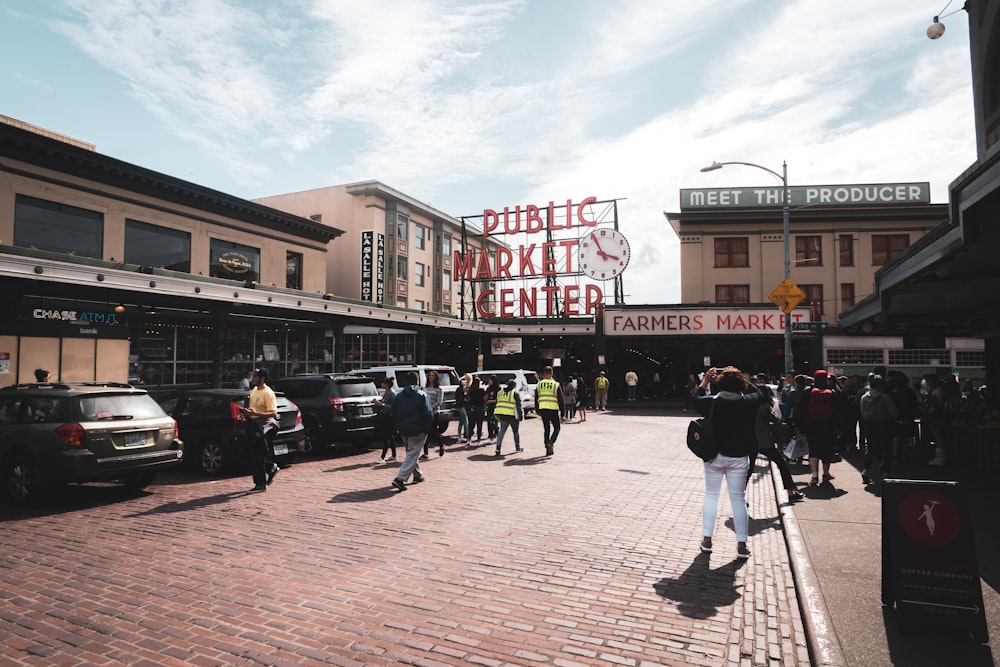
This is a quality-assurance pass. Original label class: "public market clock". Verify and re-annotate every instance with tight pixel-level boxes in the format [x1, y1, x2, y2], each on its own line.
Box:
[579, 229, 631, 280]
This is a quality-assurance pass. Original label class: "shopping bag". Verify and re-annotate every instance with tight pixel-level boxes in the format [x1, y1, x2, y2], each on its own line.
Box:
[783, 436, 808, 461]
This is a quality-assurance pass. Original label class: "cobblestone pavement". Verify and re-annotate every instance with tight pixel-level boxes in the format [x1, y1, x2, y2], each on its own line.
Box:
[0, 409, 809, 666]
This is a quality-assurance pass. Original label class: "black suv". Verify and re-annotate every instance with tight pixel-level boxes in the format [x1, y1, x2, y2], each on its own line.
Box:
[270, 375, 379, 453]
[155, 388, 304, 475]
[0, 382, 184, 504]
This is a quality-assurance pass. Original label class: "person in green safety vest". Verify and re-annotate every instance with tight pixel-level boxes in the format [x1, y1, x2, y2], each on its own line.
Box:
[493, 379, 524, 457]
[535, 366, 564, 456]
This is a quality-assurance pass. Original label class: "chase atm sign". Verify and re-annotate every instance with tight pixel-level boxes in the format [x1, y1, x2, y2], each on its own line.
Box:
[680, 182, 930, 209]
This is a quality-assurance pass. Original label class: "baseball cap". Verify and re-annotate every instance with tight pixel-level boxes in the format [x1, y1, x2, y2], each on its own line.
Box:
[813, 370, 827, 381]
[253, 368, 269, 379]
[754, 373, 768, 382]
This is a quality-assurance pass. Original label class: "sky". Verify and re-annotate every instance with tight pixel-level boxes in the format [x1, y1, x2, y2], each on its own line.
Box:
[0, 0, 976, 306]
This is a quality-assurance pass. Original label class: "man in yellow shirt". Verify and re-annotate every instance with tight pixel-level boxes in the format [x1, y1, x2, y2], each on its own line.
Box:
[244, 368, 280, 492]
[594, 371, 610, 410]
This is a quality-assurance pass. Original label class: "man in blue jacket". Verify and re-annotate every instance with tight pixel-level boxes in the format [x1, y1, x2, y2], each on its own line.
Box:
[389, 371, 434, 492]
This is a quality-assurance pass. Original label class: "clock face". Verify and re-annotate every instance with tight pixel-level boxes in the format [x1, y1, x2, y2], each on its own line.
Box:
[579, 229, 631, 280]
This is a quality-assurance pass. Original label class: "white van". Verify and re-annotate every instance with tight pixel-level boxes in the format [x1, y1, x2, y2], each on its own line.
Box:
[470, 369, 540, 414]
[346, 365, 461, 432]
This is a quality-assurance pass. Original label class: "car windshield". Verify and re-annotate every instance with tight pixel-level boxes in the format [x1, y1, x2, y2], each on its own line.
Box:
[438, 370, 460, 387]
[78, 393, 167, 421]
[336, 380, 378, 398]
[524, 372, 538, 384]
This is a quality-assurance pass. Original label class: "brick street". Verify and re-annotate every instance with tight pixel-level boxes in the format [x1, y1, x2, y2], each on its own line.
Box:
[0, 409, 809, 666]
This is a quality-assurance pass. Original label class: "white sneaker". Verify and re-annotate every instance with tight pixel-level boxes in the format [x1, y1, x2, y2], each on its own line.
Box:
[457, 438, 468, 443]
[375, 458, 385, 464]
[386, 455, 396, 461]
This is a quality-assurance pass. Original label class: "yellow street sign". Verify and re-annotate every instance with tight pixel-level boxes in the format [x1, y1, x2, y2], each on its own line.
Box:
[769, 278, 806, 315]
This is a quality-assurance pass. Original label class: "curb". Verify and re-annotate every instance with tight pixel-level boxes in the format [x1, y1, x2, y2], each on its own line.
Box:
[769, 461, 849, 667]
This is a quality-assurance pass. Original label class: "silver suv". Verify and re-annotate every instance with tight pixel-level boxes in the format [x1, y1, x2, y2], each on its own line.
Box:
[0, 381, 183, 504]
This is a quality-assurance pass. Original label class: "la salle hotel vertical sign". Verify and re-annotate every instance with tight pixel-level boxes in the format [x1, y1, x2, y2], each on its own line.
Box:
[360, 231, 385, 304]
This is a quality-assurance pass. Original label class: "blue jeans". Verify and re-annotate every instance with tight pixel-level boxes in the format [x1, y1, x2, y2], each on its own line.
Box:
[456, 407, 470, 440]
[496, 418, 520, 451]
[395, 434, 426, 483]
[703, 454, 750, 542]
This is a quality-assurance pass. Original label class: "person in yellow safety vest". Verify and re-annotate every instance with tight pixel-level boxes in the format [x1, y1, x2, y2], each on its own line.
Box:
[535, 366, 564, 456]
[493, 379, 524, 457]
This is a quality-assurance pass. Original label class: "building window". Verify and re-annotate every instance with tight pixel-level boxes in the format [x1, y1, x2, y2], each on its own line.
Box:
[442, 272, 451, 291]
[415, 225, 426, 250]
[800, 284, 824, 315]
[415, 262, 425, 286]
[872, 234, 909, 266]
[437, 233, 452, 256]
[209, 239, 260, 283]
[286, 252, 303, 290]
[396, 256, 408, 281]
[125, 219, 191, 272]
[396, 213, 409, 240]
[796, 236, 822, 266]
[713, 237, 749, 268]
[414, 299, 426, 311]
[14, 194, 103, 259]
[840, 283, 855, 314]
[839, 234, 854, 266]
[309, 214, 322, 222]
[715, 284, 750, 303]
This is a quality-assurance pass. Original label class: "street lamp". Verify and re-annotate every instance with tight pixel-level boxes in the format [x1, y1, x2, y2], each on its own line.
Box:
[700, 160, 793, 375]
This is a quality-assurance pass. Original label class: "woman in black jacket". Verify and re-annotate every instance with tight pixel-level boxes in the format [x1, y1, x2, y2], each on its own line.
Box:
[693, 366, 761, 560]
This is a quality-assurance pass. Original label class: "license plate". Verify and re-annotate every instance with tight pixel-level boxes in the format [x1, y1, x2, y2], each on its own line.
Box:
[123, 432, 147, 447]
[273, 444, 289, 456]
[360, 406, 373, 415]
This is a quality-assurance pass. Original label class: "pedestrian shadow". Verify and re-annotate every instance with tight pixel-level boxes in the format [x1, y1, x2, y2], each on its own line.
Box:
[653, 552, 744, 618]
[504, 456, 549, 466]
[326, 461, 385, 473]
[802, 483, 849, 500]
[125, 490, 247, 517]
[724, 514, 782, 537]
[328, 487, 398, 503]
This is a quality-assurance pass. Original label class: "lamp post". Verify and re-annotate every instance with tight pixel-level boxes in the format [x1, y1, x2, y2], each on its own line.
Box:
[700, 160, 793, 375]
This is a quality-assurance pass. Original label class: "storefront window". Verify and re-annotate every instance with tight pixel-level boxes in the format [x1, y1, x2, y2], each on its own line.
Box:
[209, 239, 260, 283]
[14, 194, 103, 259]
[125, 219, 191, 272]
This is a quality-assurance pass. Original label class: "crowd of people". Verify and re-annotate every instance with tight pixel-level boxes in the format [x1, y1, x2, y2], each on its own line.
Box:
[689, 364, 979, 560]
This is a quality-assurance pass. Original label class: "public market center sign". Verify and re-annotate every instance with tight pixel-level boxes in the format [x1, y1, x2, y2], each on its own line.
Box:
[680, 182, 930, 209]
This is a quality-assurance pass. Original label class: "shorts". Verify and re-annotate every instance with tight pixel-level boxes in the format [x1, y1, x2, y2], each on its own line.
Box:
[806, 428, 836, 462]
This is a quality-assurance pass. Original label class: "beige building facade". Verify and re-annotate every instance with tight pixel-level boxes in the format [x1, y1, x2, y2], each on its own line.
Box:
[666, 182, 945, 320]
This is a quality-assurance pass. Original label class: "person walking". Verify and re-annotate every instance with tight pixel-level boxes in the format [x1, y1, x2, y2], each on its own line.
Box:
[390, 371, 433, 492]
[484, 375, 500, 444]
[562, 375, 577, 422]
[754, 382, 803, 500]
[859, 375, 898, 486]
[693, 366, 761, 560]
[625, 370, 639, 401]
[535, 366, 563, 456]
[422, 370, 444, 459]
[493, 379, 524, 456]
[594, 371, 610, 410]
[373, 376, 397, 464]
[467, 376, 486, 444]
[455, 374, 471, 444]
[794, 370, 845, 487]
[243, 368, 280, 492]
[576, 376, 588, 423]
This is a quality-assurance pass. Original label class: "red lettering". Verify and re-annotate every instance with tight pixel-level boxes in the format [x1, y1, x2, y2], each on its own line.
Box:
[476, 290, 495, 318]
[453, 250, 474, 280]
[525, 205, 543, 233]
[577, 196, 598, 226]
[541, 242, 557, 276]
[496, 246, 513, 279]
[748, 314, 760, 330]
[563, 285, 580, 316]
[483, 210, 499, 234]
[692, 315, 703, 330]
[559, 239, 579, 272]
[499, 288, 515, 317]
[585, 284, 602, 316]
[504, 206, 521, 234]
[540, 285, 560, 316]
[519, 244, 537, 276]
[476, 250, 493, 279]
[520, 288, 537, 317]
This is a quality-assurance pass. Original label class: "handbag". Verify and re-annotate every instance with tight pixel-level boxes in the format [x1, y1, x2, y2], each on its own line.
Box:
[770, 415, 792, 446]
[686, 397, 719, 462]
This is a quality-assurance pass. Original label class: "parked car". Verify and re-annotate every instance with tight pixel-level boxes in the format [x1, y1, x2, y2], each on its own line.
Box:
[470, 369, 539, 414]
[155, 388, 303, 475]
[345, 365, 462, 433]
[0, 381, 184, 505]
[270, 374, 380, 453]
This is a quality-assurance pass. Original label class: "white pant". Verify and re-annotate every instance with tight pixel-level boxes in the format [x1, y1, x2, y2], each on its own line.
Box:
[702, 454, 750, 542]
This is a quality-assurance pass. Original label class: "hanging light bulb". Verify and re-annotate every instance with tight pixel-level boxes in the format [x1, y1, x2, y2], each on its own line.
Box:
[927, 16, 945, 39]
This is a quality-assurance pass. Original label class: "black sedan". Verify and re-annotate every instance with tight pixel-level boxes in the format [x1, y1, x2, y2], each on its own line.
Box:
[156, 388, 304, 475]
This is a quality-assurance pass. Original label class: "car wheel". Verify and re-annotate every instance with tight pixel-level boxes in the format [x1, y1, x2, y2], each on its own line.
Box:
[435, 420, 448, 435]
[122, 472, 156, 490]
[199, 441, 227, 475]
[4, 455, 38, 505]
[302, 423, 323, 455]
